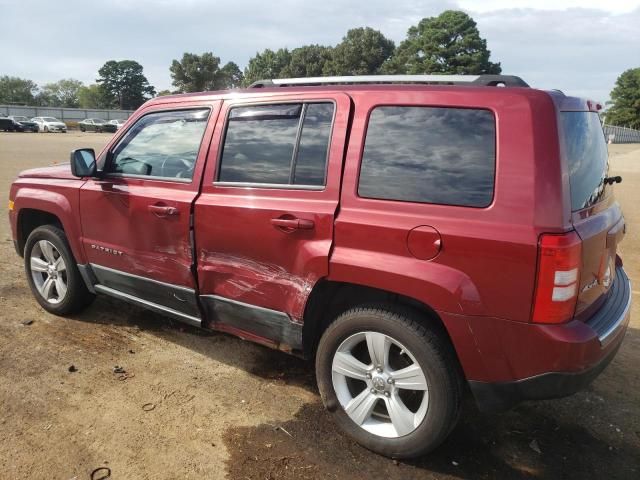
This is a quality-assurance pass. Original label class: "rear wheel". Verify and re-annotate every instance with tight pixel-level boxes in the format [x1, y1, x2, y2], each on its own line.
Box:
[24, 225, 94, 315]
[316, 306, 462, 458]
[44, 126, 48, 133]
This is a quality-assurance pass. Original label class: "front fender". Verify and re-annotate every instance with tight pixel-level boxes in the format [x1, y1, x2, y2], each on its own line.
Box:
[328, 247, 485, 315]
[13, 183, 86, 263]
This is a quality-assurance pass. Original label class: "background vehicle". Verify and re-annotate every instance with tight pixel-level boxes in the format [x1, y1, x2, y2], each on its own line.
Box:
[0, 115, 23, 132]
[31, 116, 67, 133]
[107, 118, 126, 130]
[8, 116, 39, 132]
[78, 118, 117, 133]
[8, 75, 630, 459]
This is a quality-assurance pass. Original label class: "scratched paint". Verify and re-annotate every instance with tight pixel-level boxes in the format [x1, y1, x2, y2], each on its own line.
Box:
[198, 250, 314, 320]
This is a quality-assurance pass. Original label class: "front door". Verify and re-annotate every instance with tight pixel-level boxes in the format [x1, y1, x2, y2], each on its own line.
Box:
[194, 93, 351, 348]
[79, 103, 219, 323]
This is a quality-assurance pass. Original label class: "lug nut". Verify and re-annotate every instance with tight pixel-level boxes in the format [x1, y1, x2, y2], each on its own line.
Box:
[370, 388, 376, 394]
[366, 373, 372, 379]
[387, 378, 394, 384]
[376, 367, 383, 373]
[384, 392, 390, 397]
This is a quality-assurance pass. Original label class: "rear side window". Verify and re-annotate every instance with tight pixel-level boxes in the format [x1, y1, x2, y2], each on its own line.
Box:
[561, 112, 609, 211]
[218, 102, 334, 186]
[358, 106, 496, 207]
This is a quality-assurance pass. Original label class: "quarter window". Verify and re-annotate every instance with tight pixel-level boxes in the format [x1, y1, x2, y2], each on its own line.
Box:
[110, 109, 210, 180]
[218, 102, 334, 186]
[358, 106, 496, 207]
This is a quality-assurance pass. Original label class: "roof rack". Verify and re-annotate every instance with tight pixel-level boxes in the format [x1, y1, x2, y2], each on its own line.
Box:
[249, 74, 530, 88]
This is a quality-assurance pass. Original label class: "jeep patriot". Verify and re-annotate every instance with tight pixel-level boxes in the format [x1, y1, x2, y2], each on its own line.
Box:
[8, 74, 631, 458]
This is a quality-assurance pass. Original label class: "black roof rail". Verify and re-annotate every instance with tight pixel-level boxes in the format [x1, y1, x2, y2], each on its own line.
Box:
[249, 74, 529, 88]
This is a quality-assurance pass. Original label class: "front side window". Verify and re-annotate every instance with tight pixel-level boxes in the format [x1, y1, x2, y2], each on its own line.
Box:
[109, 109, 209, 180]
[218, 102, 334, 186]
[358, 106, 496, 207]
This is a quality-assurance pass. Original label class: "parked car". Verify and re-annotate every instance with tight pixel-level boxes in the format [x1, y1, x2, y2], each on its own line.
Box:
[78, 118, 117, 133]
[107, 118, 126, 130]
[0, 116, 23, 132]
[8, 75, 630, 459]
[31, 116, 67, 133]
[8, 116, 39, 132]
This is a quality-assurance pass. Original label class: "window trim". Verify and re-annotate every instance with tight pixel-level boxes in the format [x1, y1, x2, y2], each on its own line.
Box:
[214, 99, 336, 190]
[104, 107, 212, 183]
[356, 104, 498, 209]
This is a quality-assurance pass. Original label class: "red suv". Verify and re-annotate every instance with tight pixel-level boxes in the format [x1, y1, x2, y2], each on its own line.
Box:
[8, 75, 631, 458]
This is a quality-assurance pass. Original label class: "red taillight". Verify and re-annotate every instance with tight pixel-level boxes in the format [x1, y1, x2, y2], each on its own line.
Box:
[532, 232, 582, 324]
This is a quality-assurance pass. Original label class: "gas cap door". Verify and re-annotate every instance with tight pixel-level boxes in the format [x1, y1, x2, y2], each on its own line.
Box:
[406, 225, 442, 260]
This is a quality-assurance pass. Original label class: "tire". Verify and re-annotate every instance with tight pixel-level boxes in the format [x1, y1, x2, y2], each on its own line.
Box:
[24, 225, 94, 315]
[316, 305, 463, 458]
[80, 127, 85, 132]
[44, 126, 48, 133]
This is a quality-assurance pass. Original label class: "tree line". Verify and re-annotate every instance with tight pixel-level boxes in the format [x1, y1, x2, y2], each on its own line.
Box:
[0, 9, 637, 128]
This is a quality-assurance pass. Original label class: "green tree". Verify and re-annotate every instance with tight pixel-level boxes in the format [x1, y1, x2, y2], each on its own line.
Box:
[281, 45, 333, 77]
[243, 48, 292, 86]
[97, 60, 155, 110]
[605, 68, 640, 129]
[383, 10, 501, 75]
[0, 76, 38, 105]
[39, 79, 84, 108]
[219, 61, 244, 88]
[77, 84, 111, 109]
[170, 52, 242, 92]
[324, 27, 395, 75]
[156, 89, 174, 97]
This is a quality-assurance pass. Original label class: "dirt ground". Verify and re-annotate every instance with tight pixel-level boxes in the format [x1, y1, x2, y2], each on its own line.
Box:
[0, 132, 638, 480]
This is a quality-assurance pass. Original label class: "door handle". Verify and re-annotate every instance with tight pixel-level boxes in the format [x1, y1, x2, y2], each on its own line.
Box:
[148, 204, 179, 216]
[271, 217, 315, 231]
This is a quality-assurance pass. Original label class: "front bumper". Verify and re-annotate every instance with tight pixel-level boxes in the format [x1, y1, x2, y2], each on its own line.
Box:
[443, 267, 631, 413]
[47, 125, 67, 132]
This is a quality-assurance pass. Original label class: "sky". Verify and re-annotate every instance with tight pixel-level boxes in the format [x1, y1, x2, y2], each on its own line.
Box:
[1, 0, 639, 102]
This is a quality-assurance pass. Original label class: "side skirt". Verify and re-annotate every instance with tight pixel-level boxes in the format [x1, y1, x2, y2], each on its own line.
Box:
[200, 295, 303, 352]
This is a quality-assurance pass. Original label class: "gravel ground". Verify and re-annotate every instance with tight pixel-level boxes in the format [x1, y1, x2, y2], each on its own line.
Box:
[0, 132, 638, 479]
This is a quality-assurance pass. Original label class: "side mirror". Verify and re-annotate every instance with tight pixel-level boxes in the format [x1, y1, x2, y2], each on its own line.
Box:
[70, 148, 97, 177]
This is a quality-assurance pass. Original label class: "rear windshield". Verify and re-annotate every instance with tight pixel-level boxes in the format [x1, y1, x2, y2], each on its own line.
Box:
[561, 112, 609, 211]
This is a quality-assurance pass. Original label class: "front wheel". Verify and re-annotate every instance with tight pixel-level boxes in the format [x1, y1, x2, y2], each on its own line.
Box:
[316, 306, 462, 458]
[24, 225, 94, 315]
[43, 126, 48, 133]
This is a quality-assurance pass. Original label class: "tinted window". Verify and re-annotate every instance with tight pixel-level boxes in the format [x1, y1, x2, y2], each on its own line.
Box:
[110, 109, 209, 180]
[358, 106, 496, 207]
[218, 102, 334, 186]
[561, 112, 609, 211]
[294, 103, 334, 185]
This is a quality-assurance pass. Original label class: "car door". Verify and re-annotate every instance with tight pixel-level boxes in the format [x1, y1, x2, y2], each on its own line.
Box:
[79, 101, 220, 324]
[194, 93, 351, 348]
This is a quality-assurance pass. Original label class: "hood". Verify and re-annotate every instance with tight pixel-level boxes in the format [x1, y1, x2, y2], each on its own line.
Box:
[18, 163, 78, 180]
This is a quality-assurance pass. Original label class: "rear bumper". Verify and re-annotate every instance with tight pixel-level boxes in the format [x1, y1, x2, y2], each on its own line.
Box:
[441, 267, 631, 412]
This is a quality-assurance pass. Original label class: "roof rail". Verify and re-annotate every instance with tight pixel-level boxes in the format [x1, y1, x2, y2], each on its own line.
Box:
[249, 74, 529, 88]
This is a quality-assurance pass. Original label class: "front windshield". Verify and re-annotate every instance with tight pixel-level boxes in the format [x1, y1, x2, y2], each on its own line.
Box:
[43, 117, 59, 122]
[94, 119, 106, 124]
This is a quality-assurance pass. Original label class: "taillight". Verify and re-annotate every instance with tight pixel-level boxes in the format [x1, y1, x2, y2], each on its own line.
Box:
[532, 232, 582, 324]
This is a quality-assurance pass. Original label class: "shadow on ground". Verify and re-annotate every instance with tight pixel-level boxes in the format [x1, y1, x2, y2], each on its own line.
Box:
[65, 296, 639, 480]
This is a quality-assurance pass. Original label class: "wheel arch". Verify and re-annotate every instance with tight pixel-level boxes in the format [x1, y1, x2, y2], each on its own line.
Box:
[302, 279, 459, 365]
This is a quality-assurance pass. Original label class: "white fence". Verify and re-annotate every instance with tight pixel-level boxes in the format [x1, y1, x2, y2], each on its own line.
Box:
[0, 105, 134, 122]
[603, 124, 640, 144]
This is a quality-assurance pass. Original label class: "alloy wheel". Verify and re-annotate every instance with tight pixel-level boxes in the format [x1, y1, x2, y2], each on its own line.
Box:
[29, 240, 68, 304]
[331, 331, 429, 438]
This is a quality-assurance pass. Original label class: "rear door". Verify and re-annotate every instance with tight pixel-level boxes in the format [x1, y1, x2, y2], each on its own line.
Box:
[560, 110, 625, 317]
[79, 102, 220, 323]
[194, 93, 350, 347]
